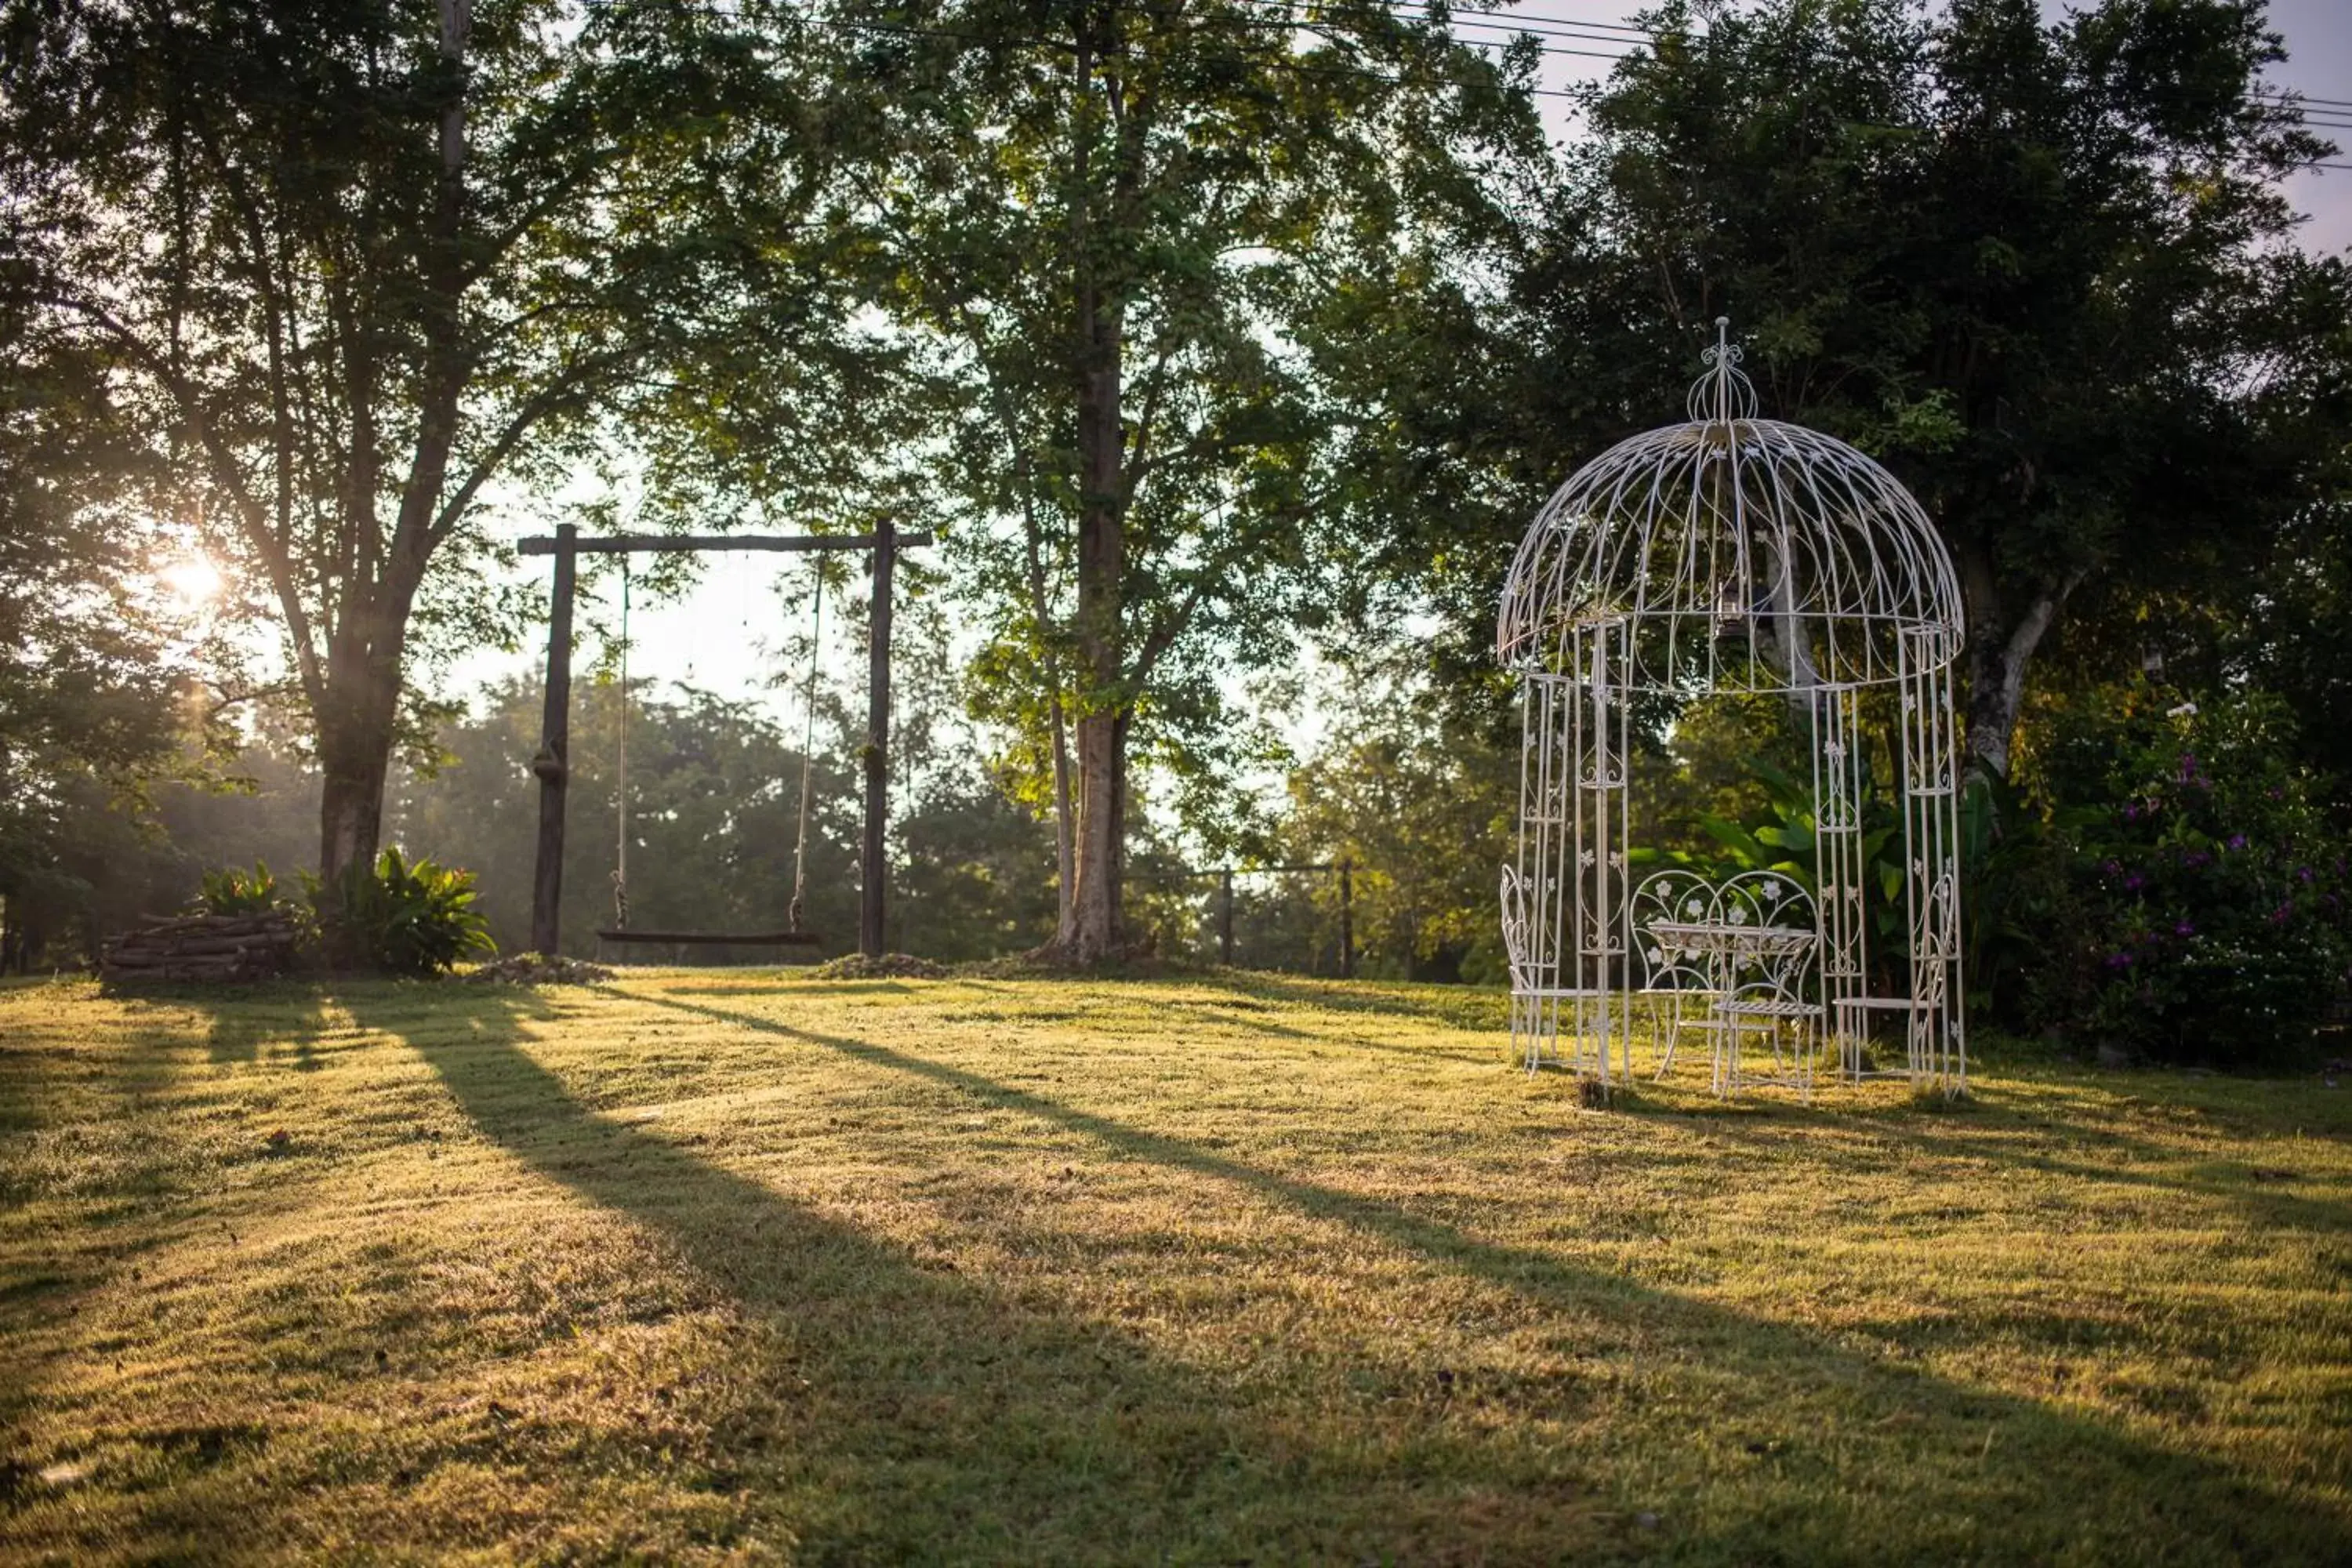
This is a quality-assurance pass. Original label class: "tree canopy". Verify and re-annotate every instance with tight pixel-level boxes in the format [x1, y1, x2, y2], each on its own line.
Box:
[0, 0, 880, 885]
[811, 0, 1542, 958]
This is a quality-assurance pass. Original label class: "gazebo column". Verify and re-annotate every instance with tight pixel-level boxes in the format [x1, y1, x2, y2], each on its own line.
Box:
[1812, 683, 1869, 1076]
[1513, 670, 1578, 1068]
[1573, 617, 1633, 1083]
[1899, 628, 1967, 1092]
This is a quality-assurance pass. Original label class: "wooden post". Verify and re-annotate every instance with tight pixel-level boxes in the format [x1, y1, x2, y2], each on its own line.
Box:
[862, 517, 895, 958]
[530, 523, 578, 956]
[1338, 858, 1355, 979]
[1219, 868, 1235, 966]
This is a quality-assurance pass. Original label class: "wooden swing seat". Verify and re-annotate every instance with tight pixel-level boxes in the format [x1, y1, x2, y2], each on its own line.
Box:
[595, 928, 822, 946]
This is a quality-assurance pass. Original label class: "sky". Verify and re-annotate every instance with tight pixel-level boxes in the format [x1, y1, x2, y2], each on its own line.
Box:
[2238, 0, 2352, 251]
[459, 0, 2352, 730]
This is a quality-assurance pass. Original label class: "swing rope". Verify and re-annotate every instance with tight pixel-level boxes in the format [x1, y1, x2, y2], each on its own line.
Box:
[787, 569, 822, 934]
[604, 556, 825, 944]
[612, 560, 631, 931]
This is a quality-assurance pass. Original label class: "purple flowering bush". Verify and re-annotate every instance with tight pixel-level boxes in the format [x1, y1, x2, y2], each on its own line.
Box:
[2020, 689, 2351, 1063]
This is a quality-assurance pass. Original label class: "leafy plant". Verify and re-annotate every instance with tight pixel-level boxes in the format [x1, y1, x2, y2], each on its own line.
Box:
[307, 849, 495, 978]
[194, 861, 283, 916]
[2013, 688, 2352, 1064]
[1956, 764, 2099, 1026]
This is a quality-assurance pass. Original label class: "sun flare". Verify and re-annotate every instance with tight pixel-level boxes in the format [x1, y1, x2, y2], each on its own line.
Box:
[158, 555, 224, 609]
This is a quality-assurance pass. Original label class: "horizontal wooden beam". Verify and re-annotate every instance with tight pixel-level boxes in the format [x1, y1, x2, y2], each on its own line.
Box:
[520, 530, 932, 557]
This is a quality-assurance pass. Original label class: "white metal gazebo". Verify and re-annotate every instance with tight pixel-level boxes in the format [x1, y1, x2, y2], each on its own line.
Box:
[1496, 321, 1966, 1097]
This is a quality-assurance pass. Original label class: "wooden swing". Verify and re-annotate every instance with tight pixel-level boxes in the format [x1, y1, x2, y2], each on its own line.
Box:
[596, 559, 825, 960]
[523, 520, 928, 959]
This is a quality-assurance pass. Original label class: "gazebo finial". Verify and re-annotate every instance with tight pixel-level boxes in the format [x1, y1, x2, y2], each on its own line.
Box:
[1690, 315, 1758, 423]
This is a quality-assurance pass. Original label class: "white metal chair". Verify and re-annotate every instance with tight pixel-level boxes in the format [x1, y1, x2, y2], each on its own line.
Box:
[1632, 868, 1720, 1079]
[1635, 869, 1824, 1098]
[1704, 873, 1824, 1097]
[1500, 866, 1616, 1076]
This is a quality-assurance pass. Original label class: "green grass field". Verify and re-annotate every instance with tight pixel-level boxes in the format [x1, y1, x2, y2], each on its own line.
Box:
[2, 969, 2348, 1564]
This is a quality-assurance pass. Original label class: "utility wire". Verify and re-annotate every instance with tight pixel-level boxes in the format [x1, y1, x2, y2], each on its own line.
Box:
[1252, 0, 2352, 169]
[1351, 2, 2352, 139]
[583, 0, 2352, 169]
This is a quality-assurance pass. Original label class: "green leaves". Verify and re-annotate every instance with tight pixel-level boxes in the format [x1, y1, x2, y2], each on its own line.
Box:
[309, 848, 495, 978]
[1425, 0, 2343, 774]
[195, 862, 284, 917]
[817, 0, 1539, 831]
[2, 0, 884, 880]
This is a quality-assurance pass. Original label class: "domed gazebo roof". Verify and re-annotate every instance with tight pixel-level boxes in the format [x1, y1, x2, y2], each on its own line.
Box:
[1497, 321, 1963, 694]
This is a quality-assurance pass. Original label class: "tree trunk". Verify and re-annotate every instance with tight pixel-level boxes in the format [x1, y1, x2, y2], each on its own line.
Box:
[1963, 632, 2031, 780]
[1045, 10, 1134, 964]
[1049, 696, 1077, 943]
[317, 752, 385, 887]
[314, 601, 409, 886]
[1061, 328, 1127, 960]
[1068, 710, 1122, 959]
[1957, 537, 2075, 779]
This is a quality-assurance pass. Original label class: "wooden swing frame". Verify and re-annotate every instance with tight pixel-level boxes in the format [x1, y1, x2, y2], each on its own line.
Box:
[521, 521, 932, 960]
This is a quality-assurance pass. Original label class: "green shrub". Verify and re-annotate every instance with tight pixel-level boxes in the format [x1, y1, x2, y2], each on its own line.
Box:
[308, 848, 495, 977]
[2015, 687, 2352, 1065]
[1958, 766, 2092, 1025]
[194, 861, 285, 916]
[1633, 692, 2352, 1065]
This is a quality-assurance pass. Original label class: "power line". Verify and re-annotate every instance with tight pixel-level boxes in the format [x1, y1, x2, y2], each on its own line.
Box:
[597, 0, 1604, 98]
[1385, 1, 2352, 125]
[583, 0, 2352, 169]
[1185, 3, 1642, 64]
[1239, 0, 2352, 168]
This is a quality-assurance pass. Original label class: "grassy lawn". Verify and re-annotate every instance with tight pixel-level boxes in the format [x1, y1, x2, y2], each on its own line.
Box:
[2, 969, 2348, 1564]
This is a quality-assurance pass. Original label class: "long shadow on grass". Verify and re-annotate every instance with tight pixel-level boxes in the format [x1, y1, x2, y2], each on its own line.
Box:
[1678, 1087, 2352, 1239]
[1, 983, 332, 1472]
[1151, 996, 1507, 1067]
[198, 981, 334, 1069]
[343, 984, 1500, 1564]
[626, 986, 2352, 1563]
[1223, 971, 1510, 1033]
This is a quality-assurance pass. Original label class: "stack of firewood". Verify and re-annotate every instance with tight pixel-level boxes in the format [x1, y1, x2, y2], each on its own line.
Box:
[100, 911, 303, 984]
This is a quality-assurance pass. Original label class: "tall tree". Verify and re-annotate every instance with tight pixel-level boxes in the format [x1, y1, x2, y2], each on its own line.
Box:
[0, 0, 871, 884]
[822, 0, 1540, 960]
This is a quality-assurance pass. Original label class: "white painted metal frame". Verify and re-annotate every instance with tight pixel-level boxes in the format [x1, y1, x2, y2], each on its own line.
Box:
[1497, 321, 1967, 1096]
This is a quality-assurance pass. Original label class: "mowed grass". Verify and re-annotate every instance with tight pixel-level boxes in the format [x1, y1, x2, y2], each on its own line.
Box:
[2, 970, 2349, 1565]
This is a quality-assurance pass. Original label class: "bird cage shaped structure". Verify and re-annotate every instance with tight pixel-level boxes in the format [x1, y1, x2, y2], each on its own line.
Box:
[1496, 321, 1965, 1096]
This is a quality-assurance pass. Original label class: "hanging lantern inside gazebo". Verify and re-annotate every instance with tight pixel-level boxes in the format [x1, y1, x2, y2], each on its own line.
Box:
[1495, 321, 1966, 1098]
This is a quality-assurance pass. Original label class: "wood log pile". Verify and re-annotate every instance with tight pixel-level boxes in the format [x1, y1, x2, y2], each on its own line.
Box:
[101, 911, 303, 984]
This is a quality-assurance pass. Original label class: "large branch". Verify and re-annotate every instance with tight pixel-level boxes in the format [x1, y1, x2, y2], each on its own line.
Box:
[180, 112, 303, 557]
[381, 0, 477, 605]
[427, 343, 647, 547]
[1127, 421, 1260, 488]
